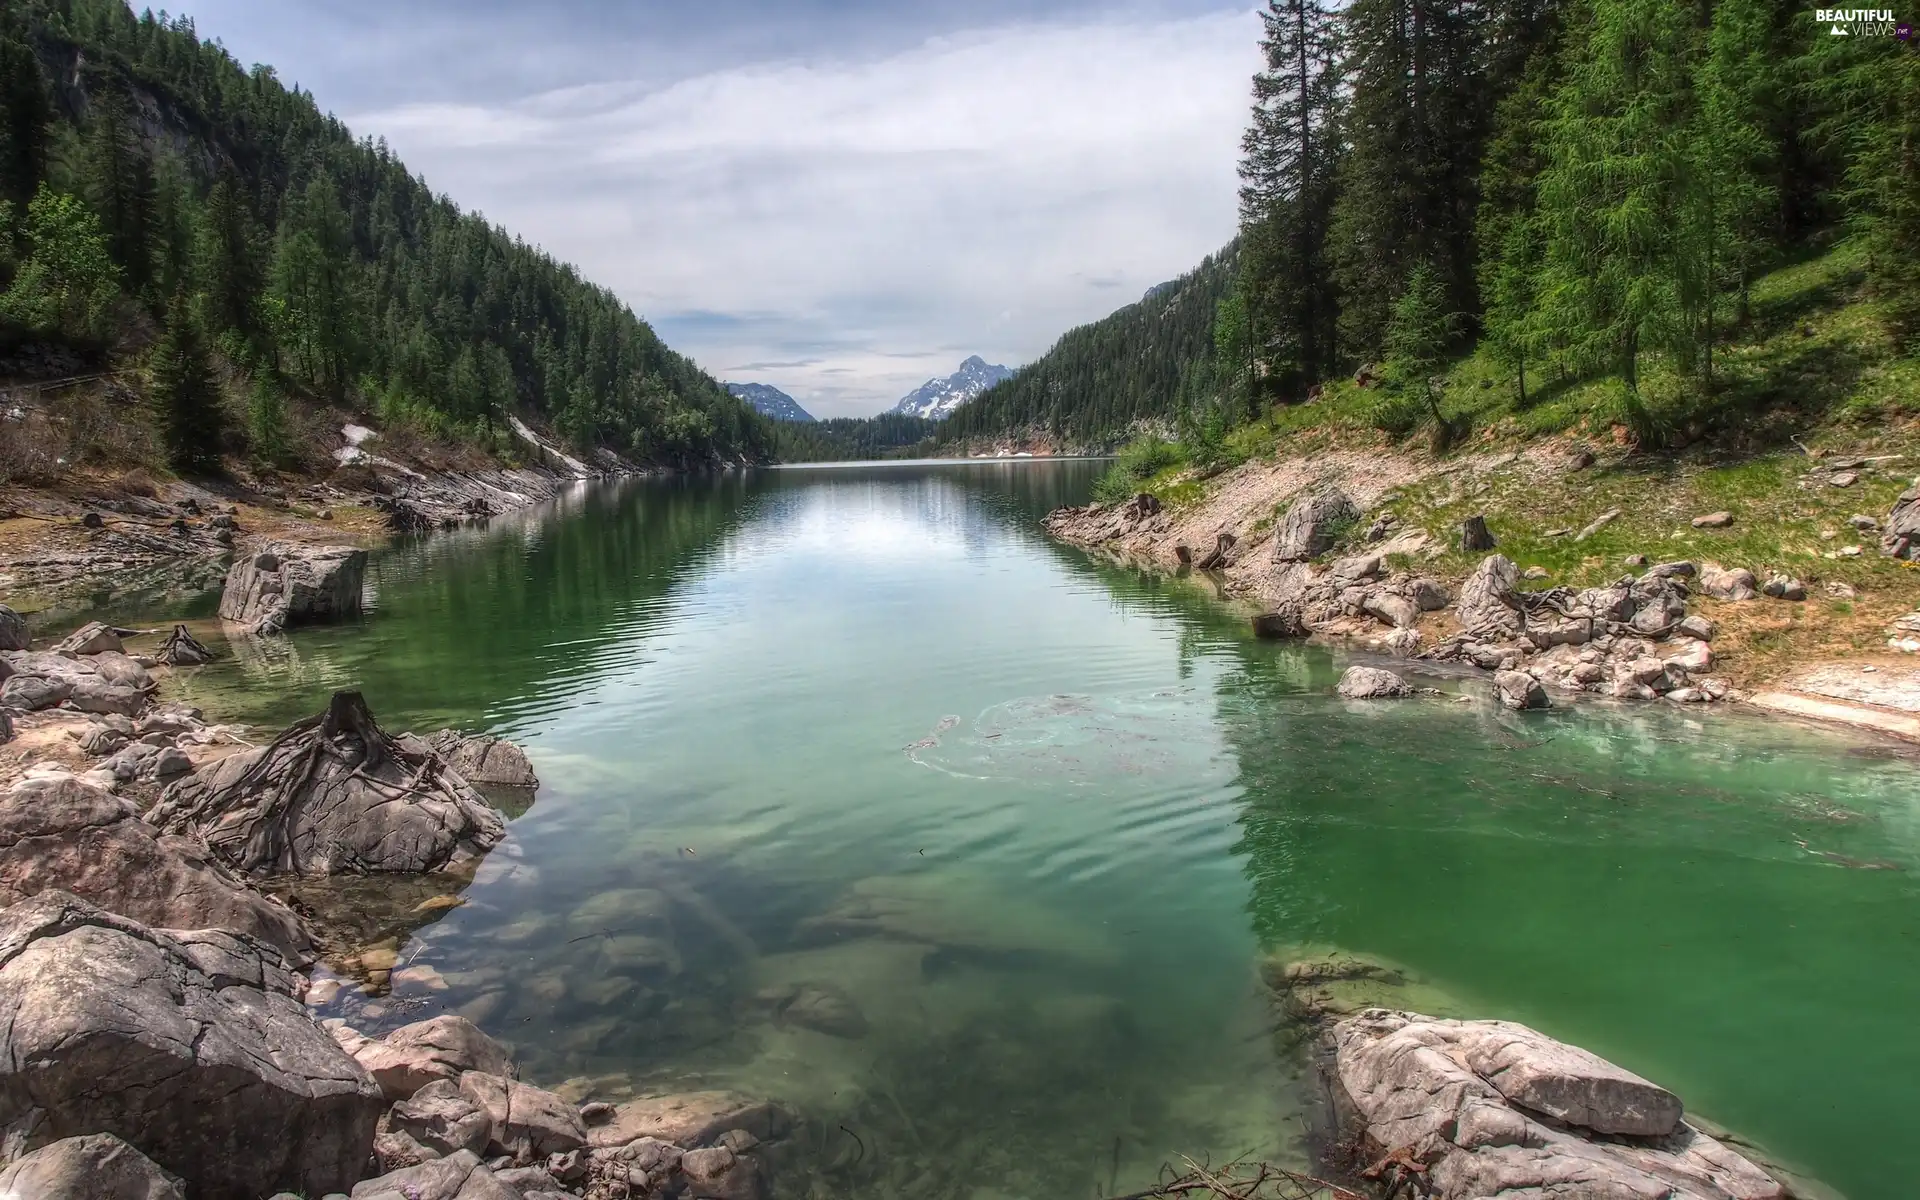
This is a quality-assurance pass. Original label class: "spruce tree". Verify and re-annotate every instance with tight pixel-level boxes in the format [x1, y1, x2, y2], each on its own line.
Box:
[1475, 45, 1560, 405]
[196, 172, 264, 347]
[80, 81, 156, 296]
[0, 9, 54, 213]
[1383, 262, 1460, 450]
[151, 294, 226, 474]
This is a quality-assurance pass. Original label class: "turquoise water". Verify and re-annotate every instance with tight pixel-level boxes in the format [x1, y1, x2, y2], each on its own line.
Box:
[131, 461, 1920, 1198]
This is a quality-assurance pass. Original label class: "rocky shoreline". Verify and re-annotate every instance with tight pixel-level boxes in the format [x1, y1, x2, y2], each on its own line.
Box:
[1044, 452, 1920, 742]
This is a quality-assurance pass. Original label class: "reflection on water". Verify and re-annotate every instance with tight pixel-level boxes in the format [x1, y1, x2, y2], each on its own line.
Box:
[92, 461, 1920, 1199]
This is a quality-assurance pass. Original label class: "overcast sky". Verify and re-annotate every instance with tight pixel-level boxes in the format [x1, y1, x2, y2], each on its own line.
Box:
[175, 0, 1258, 417]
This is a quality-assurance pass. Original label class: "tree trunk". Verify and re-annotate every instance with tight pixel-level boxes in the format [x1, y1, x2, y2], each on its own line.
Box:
[157, 623, 214, 666]
[1459, 514, 1497, 552]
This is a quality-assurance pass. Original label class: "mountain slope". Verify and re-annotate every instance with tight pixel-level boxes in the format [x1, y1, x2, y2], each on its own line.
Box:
[725, 383, 815, 422]
[942, 247, 1238, 447]
[890, 356, 1013, 420]
[0, 1, 773, 468]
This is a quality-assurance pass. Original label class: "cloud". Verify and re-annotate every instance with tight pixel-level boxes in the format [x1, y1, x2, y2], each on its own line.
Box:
[347, 8, 1258, 417]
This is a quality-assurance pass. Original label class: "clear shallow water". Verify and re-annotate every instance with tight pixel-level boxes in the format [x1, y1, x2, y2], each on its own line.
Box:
[122, 461, 1920, 1198]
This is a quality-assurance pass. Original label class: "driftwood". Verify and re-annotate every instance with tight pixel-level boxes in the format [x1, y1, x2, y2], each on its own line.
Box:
[150, 690, 506, 876]
[1458, 514, 1497, 552]
[158, 623, 215, 666]
[1104, 1156, 1366, 1200]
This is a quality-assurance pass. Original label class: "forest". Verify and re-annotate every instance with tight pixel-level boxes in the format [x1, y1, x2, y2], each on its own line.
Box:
[0, 0, 777, 473]
[949, 0, 1919, 455]
[771, 412, 942, 462]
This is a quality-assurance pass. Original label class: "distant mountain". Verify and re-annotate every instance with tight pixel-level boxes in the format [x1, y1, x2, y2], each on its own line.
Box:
[889, 356, 1014, 421]
[725, 383, 815, 423]
[1141, 280, 1178, 303]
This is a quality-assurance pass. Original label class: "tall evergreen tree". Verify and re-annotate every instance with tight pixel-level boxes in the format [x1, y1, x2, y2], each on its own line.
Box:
[0, 9, 55, 214]
[194, 171, 263, 347]
[1237, 0, 1343, 400]
[151, 293, 225, 473]
[270, 174, 359, 398]
[80, 80, 156, 296]
[1475, 35, 1562, 405]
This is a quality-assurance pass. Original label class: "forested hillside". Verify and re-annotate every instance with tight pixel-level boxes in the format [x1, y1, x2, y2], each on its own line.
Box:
[0, 0, 775, 472]
[941, 248, 1236, 446]
[955, 1, 1917, 457]
[772, 412, 939, 462]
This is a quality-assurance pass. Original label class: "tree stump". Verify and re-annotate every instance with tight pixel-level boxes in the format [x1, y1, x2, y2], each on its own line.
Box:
[1195, 531, 1237, 571]
[158, 624, 214, 666]
[1459, 514, 1497, 552]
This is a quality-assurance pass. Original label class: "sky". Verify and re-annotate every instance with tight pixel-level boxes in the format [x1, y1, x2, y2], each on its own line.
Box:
[174, 0, 1260, 417]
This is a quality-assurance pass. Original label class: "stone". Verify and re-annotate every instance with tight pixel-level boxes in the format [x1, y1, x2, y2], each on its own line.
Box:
[79, 723, 132, 755]
[457, 1072, 586, 1162]
[545, 1148, 586, 1183]
[0, 604, 26, 651]
[327, 1015, 513, 1102]
[1674, 615, 1716, 642]
[66, 675, 148, 717]
[1760, 575, 1807, 601]
[1826, 580, 1857, 599]
[1328, 552, 1384, 583]
[1698, 564, 1758, 602]
[1381, 627, 1421, 657]
[219, 542, 368, 635]
[586, 1093, 792, 1151]
[1691, 511, 1733, 528]
[1574, 509, 1621, 541]
[1363, 592, 1419, 629]
[1829, 470, 1858, 487]
[1, 673, 70, 711]
[426, 731, 539, 789]
[680, 1144, 764, 1200]
[53, 620, 125, 655]
[1668, 641, 1714, 674]
[1272, 488, 1357, 562]
[392, 1079, 493, 1157]
[1627, 656, 1671, 686]
[90, 650, 153, 689]
[349, 1150, 519, 1200]
[1457, 555, 1523, 640]
[1850, 513, 1881, 531]
[1521, 565, 1549, 580]
[151, 691, 506, 876]
[765, 981, 870, 1038]
[1325, 1011, 1782, 1200]
[492, 1165, 563, 1194]
[1493, 671, 1549, 710]
[1884, 486, 1920, 560]
[0, 776, 313, 962]
[1408, 578, 1450, 611]
[0, 893, 383, 1199]
[1623, 553, 1649, 567]
[1338, 665, 1412, 700]
[1647, 560, 1697, 580]
[1252, 607, 1308, 639]
[0, 1132, 186, 1199]
[151, 746, 192, 777]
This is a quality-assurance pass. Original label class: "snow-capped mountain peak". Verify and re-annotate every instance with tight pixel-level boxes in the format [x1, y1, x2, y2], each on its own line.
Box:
[888, 356, 1013, 420]
[725, 382, 815, 422]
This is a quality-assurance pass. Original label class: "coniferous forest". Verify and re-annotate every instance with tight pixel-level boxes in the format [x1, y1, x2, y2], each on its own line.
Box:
[0, 0, 777, 472]
[947, 0, 1919, 452]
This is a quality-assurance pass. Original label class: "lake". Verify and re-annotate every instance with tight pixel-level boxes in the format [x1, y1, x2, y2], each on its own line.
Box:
[131, 460, 1920, 1199]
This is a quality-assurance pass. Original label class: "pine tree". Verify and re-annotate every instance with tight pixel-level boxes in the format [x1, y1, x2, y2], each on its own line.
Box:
[195, 172, 264, 347]
[246, 374, 290, 465]
[270, 174, 359, 398]
[151, 293, 226, 474]
[80, 81, 156, 296]
[0, 9, 55, 213]
[1383, 262, 1460, 451]
[1532, 0, 1700, 396]
[1237, 0, 1343, 399]
[1475, 40, 1561, 406]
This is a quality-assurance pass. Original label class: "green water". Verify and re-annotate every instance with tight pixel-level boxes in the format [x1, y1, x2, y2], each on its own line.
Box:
[125, 461, 1920, 1199]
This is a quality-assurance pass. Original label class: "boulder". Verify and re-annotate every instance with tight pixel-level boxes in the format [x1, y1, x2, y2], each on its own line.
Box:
[326, 1015, 513, 1102]
[1408, 578, 1450, 611]
[426, 731, 539, 789]
[1252, 607, 1309, 639]
[0, 1132, 186, 1199]
[53, 621, 125, 655]
[1674, 615, 1716, 642]
[1337, 665, 1412, 700]
[0, 604, 26, 651]
[1760, 575, 1807, 602]
[1327, 1010, 1781, 1200]
[219, 542, 368, 635]
[1362, 592, 1419, 630]
[680, 1144, 765, 1200]
[1456, 555, 1523, 640]
[150, 691, 506, 876]
[762, 981, 869, 1038]
[349, 1150, 519, 1200]
[1698, 564, 1758, 602]
[1, 672, 70, 711]
[90, 650, 153, 689]
[1272, 488, 1357, 562]
[0, 893, 383, 1199]
[1493, 671, 1550, 710]
[1691, 511, 1733, 529]
[1883, 486, 1920, 558]
[66, 675, 149, 717]
[456, 1072, 586, 1163]
[586, 1093, 792, 1152]
[390, 1079, 493, 1157]
[0, 776, 313, 963]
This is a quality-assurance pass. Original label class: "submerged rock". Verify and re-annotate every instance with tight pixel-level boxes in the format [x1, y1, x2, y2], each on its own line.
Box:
[1325, 1010, 1783, 1200]
[151, 690, 505, 875]
[219, 542, 368, 635]
[759, 981, 870, 1038]
[1337, 665, 1412, 700]
[586, 1093, 792, 1152]
[427, 730, 539, 789]
[0, 776, 314, 963]
[326, 1014, 513, 1101]
[0, 893, 383, 1199]
[1494, 670, 1550, 710]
